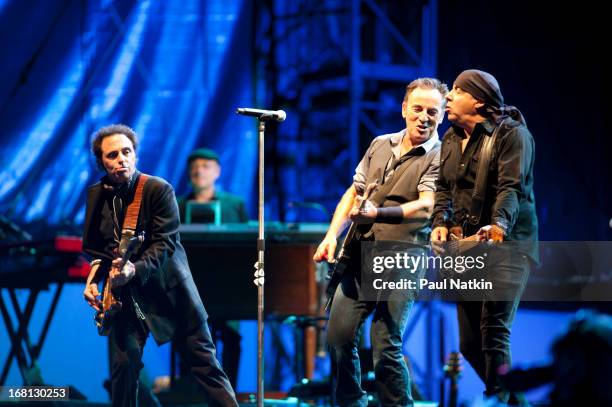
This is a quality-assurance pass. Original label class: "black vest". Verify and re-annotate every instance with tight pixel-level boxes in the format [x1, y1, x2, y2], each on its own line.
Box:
[362, 135, 440, 242]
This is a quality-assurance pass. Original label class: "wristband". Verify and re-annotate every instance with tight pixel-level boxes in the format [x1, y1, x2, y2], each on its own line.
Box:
[374, 206, 404, 224]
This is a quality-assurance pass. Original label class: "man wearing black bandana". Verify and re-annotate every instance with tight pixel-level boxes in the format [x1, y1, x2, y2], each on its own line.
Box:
[431, 70, 538, 403]
[82, 124, 238, 407]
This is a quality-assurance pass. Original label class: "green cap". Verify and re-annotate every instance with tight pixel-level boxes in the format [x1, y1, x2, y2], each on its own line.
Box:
[188, 148, 220, 164]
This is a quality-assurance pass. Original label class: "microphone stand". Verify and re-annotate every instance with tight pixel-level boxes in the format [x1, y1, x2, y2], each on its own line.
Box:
[255, 119, 265, 407]
[238, 110, 282, 407]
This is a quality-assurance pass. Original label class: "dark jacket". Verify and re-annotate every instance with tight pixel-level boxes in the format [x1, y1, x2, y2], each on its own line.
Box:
[432, 116, 539, 262]
[82, 173, 207, 344]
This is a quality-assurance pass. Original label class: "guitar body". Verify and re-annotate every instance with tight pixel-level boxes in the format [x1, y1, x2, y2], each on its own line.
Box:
[447, 227, 481, 256]
[94, 231, 144, 336]
[447, 225, 503, 256]
[324, 239, 357, 311]
[95, 278, 123, 336]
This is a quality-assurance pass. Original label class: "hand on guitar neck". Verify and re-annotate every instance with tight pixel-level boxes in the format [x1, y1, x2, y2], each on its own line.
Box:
[349, 194, 378, 225]
[327, 182, 378, 264]
[347, 185, 378, 225]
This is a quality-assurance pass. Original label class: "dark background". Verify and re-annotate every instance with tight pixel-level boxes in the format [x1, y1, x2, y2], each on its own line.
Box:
[438, 0, 610, 240]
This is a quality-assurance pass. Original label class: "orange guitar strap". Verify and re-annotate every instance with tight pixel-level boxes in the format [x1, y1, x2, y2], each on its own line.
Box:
[122, 174, 149, 233]
[97, 174, 149, 337]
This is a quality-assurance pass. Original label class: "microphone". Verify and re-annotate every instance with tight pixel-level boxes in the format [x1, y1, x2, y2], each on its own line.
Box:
[236, 107, 286, 122]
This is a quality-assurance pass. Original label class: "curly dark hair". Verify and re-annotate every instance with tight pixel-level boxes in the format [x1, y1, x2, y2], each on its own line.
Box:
[91, 124, 138, 170]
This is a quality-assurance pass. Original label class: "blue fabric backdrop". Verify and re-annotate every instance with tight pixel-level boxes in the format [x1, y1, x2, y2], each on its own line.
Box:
[0, 0, 261, 400]
[0, 0, 256, 226]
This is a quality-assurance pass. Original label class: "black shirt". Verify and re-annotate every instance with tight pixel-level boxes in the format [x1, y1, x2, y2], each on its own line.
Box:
[432, 117, 538, 260]
[95, 172, 139, 263]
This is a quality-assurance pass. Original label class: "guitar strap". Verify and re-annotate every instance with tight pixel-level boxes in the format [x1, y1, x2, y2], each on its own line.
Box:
[119, 174, 149, 324]
[118, 174, 149, 254]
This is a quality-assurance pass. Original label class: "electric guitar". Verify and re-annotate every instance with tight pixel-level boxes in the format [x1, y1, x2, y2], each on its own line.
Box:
[324, 183, 377, 311]
[446, 225, 504, 256]
[94, 231, 145, 336]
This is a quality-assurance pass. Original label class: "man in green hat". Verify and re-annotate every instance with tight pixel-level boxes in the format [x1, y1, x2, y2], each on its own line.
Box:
[176, 148, 247, 388]
[177, 148, 248, 224]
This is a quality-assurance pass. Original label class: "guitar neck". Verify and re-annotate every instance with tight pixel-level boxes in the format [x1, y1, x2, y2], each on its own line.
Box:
[116, 237, 142, 270]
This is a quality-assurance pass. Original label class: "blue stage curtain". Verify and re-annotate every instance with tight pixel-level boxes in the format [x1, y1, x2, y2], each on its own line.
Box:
[0, 0, 256, 227]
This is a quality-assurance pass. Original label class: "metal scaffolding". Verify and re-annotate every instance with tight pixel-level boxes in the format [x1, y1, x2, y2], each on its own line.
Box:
[255, 0, 446, 401]
[255, 0, 438, 221]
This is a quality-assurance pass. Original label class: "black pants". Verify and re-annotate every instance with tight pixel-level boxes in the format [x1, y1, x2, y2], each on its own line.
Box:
[209, 319, 242, 388]
[326, 272, 416, 407]
[176, 320, 241, 390]
[109, 306, 238, 407]
[456, 253, 530, 401]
